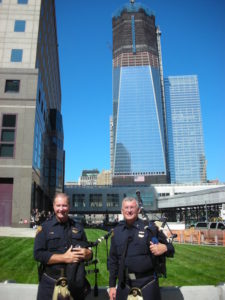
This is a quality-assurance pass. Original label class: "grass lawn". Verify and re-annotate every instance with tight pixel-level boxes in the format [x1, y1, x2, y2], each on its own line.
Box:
[0, 229, 224, 287]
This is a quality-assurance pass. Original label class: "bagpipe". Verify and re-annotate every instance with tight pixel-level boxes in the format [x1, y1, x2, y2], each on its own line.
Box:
[136, 190, 177, 242]
[85, 230, 113, 297]
[136, 190, 176, 278]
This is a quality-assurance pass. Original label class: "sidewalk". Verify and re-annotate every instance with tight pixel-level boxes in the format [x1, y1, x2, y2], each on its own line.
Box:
[0, 283, 224, 300]
[0, 227, 36, 238]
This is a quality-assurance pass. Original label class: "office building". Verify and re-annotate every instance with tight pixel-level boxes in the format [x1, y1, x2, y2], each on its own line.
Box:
[111, 1, 168, 185]
[96, 170, 112, 185]
[0, 0, 64, 226]
[164, 75, 206, 184]
[78, 169, 100, 186]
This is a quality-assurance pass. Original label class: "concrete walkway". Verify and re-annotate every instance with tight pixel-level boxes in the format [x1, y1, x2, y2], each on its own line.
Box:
[0, 283, 225, 300]
[0, 226, 36, 238]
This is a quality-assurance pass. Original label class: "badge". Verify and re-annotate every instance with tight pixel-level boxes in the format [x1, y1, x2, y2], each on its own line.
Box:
[36, 226, 42, 235]
[138, 230, 144, 238]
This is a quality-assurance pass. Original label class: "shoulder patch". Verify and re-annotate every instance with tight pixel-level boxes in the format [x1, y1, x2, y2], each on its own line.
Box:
[36, 226, 42, 236]
[111, 229, 114, 238]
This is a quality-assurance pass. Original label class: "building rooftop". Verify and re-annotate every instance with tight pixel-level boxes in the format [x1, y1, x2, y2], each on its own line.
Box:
[113, 1, 154, 18]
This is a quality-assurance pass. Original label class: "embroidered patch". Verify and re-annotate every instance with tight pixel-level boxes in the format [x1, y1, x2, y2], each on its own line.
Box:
[36, 226, 42, 235]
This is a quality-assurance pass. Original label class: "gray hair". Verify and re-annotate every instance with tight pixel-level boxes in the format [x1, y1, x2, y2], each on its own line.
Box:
[53, 193, 69, 204]
[122, 197, 139, 208]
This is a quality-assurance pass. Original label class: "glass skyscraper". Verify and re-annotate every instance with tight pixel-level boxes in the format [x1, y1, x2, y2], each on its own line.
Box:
[112, 2, 168, 185]
[164, 75, 206, 183]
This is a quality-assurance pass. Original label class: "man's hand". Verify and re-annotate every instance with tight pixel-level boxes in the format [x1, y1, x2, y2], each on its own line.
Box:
[150, 242, 167, 256]
[108, 287, 116, 300]
[72, 247, 92, 261]
[48, 246, 92, 264]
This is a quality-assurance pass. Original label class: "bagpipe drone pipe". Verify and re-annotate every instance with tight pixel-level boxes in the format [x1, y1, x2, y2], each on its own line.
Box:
[85, 229, 113, 297]
[136, 190, 176, 278]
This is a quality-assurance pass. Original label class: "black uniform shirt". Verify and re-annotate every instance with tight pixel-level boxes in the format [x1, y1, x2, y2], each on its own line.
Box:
[34, 215, 89, 270]
[108, 218, 174, 287]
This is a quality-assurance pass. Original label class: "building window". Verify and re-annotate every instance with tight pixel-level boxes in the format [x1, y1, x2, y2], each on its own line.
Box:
[89, 194, 102, 207]
[14, 20, 26, 32]
[11, 49, 23, 62]
[72, 194, 85, 208]
[106, 194, 119, 207]
[0, 114, 17, 158]
[5, 80, 20, 93]
[17, 0, 28, 4]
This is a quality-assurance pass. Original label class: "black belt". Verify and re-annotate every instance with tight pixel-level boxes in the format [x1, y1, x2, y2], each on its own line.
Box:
[45, 266, 66, 280]
[128, 270, 155, 280]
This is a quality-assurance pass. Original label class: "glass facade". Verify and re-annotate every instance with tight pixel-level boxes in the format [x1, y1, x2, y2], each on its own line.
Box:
[164, 75, 206, 183]
[113, 66, 166, 176]
[64, 185, 158, 213]
[72, 194, 85, 208]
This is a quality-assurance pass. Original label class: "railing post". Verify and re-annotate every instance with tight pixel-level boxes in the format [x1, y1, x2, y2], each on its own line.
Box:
[201, 233, 204, 245]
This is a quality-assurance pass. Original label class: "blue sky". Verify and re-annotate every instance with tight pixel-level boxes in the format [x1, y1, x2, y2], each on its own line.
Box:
[55, 0, 225, 183]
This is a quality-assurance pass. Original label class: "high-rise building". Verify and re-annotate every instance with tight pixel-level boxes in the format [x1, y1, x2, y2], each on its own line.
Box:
[164, 75, 206, 183]
[111, 1, 168, 185]
[78, 169, 100, 186]
[97, 170, 112, 186]
[0, 0, 64, 226]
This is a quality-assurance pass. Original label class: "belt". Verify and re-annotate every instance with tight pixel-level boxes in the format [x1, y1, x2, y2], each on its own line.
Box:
[45, 266, 65, 280]
[43, 273, 57, 282]
[128, 270, 155, 280]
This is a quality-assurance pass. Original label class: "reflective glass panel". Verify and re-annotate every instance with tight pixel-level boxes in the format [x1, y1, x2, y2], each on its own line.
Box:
[164, 75, 206, 183]
[113, 66, 166, 175]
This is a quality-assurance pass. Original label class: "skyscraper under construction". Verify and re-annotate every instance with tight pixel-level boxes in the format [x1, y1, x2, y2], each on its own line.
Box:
[111, 1, 168, 185]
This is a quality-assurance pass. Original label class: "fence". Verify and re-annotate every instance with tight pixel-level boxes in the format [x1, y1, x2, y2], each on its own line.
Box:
[165, 228, 225, 246]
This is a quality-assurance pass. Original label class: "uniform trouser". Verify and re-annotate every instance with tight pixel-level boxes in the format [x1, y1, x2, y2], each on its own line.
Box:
[37, 273, 85, 300]
[37, 273, 55, 300]
[116, 275, 161, 300]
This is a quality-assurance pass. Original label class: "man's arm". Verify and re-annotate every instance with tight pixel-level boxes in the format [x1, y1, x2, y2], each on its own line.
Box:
[48, 224, 92, 264]
[34, 225, 92, 265]
[34, 226, 52, 264]
[149, 229, 175, 257]
[48, 246, 92, 264]
[108, 231, 119, 296]
[109, 287, 117, 300]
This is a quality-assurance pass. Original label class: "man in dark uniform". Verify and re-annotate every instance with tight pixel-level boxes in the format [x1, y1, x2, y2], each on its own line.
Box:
[34, 193, 92, 300]
[108, 197, 174, 300]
